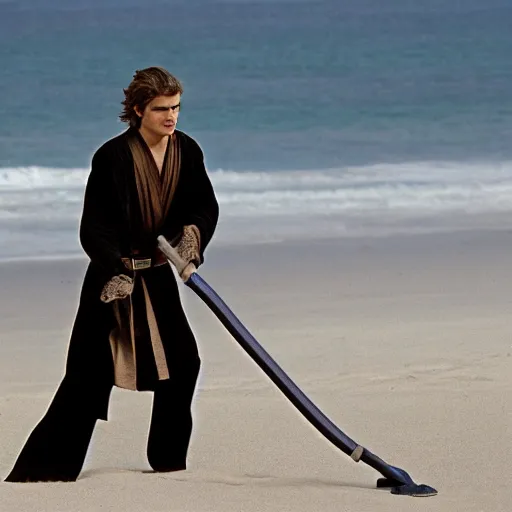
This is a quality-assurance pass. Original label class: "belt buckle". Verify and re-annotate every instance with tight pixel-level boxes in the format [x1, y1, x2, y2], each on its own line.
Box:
[132, 258, 152, 270]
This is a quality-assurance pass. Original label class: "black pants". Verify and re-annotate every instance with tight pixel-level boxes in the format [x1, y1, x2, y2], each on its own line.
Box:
[4, 356, 200, 483]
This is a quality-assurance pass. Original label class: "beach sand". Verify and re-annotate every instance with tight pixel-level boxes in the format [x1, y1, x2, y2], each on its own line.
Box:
[0, 230, 510, 511]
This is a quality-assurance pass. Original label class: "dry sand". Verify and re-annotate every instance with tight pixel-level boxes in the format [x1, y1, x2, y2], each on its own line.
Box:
[0, 230, 511, 511]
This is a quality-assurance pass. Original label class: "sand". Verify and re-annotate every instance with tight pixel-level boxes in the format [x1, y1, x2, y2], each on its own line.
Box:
[0, 230, 510, 511]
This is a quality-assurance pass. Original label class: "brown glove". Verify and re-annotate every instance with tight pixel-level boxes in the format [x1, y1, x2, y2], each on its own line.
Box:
[100, 274, 134, 303]
[175, 225, 201, 267]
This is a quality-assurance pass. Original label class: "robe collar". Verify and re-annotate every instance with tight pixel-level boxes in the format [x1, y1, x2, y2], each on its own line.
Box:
[126, 128, 181, 236]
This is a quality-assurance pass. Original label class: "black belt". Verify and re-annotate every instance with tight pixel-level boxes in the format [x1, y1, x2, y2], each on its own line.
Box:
[122, 254, 168, 271]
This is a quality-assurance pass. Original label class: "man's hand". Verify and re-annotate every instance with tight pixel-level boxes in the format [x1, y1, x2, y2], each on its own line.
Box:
[100, 274, 134, 303]
[181, 262, 197, 282]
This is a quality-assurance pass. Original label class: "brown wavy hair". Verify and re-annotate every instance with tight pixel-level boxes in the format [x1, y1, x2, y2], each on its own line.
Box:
[120, 67, 183, 128]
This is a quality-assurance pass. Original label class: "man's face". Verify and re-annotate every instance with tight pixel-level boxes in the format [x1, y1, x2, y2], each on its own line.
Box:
[136, 94, 181, 137]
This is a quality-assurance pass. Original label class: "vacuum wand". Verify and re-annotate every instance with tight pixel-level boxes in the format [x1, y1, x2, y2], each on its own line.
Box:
[157, 235, 437, 497]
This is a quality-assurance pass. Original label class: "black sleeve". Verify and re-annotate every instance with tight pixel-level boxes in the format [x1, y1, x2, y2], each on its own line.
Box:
[79, 148, 129, 277]
[181, 140, 220, 265]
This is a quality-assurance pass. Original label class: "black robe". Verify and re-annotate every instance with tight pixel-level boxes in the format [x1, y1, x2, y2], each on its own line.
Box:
[65, 127, 219, 420]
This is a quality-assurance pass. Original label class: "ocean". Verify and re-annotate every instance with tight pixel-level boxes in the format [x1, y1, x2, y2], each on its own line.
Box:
[1, 0, 512, 259]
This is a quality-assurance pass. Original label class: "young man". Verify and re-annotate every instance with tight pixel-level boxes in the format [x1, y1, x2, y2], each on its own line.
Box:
[5, 67, 219, 482]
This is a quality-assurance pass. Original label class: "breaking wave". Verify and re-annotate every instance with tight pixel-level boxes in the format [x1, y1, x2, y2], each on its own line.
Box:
[1, 161, 512, 259]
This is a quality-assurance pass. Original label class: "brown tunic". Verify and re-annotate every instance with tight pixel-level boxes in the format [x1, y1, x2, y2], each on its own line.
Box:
[109, 131, 182, 391]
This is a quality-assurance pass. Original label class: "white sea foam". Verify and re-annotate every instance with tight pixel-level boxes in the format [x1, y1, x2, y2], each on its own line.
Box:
[1, 161, 512, 259]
